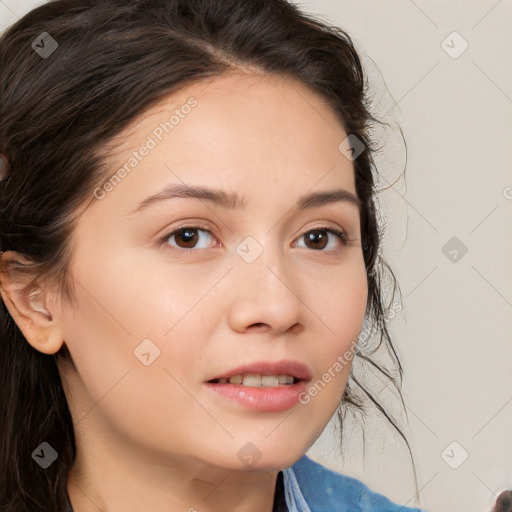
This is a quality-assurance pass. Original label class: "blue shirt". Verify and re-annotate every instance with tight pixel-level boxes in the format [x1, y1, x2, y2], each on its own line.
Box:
[282, 454, 428, 512]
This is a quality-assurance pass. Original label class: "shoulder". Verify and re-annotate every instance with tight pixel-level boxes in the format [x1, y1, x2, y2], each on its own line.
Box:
[283, 454, 428, 512]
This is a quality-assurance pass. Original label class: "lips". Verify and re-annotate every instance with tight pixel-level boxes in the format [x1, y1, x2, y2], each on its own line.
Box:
[207, 359, 313, 383]
[205, 359, 313, 412]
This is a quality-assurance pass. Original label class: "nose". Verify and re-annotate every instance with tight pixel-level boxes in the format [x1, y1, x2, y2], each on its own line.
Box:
[226, 244, 304, 335]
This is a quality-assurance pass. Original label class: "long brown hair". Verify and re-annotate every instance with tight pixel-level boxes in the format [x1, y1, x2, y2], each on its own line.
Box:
[0, 1, 413, 510]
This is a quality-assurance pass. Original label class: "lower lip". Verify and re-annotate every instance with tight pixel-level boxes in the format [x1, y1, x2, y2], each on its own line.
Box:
[204, 380, 309, 412]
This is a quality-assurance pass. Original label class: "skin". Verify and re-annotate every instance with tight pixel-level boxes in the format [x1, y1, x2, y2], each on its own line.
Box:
[0, 70, 368, 511]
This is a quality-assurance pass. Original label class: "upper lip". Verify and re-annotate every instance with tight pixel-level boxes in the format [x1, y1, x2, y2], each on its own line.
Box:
[207, 359, 313, 382]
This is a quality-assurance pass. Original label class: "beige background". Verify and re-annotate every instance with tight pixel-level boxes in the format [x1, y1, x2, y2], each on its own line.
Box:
[1, 1, 511, 511]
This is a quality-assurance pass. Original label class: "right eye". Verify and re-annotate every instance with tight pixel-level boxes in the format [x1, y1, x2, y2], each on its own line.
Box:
[161, 225, 219, 253]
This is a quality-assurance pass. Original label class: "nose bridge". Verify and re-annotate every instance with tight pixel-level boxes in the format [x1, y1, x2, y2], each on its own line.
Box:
[235, 230, 290, 290]
[227, 232, 303, 331]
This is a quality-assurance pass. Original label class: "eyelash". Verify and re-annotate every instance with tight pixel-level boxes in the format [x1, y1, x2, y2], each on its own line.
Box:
[159, 223, 351, 254]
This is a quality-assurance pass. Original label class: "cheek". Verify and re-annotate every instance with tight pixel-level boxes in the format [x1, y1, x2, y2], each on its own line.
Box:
[59, 286, 138, 419]
[59, 247, 214, 409]
[314, 257, 368, 343]
[59, 276, 209, 448]
[304, 259, 367, 401]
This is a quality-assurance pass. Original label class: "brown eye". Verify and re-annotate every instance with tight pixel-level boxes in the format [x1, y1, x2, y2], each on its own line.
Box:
[164, 226, 215, 251]
[174, 228, 199, 248]
[304, 230, 328, 250]
[296, 228, 348, 251]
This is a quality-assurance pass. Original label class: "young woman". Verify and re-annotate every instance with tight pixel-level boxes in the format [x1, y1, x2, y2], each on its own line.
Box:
[0, 1, 428, 511]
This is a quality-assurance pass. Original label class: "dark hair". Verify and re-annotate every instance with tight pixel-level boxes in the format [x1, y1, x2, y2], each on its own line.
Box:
[0, 0, 414, 510]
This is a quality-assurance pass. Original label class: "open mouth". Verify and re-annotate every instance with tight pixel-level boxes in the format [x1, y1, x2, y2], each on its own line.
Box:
[204, 360, 313, 409]
[207, 374, 303, 387]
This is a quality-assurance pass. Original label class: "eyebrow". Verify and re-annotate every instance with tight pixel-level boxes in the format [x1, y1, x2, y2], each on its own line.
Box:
[128, 183, 363, 216]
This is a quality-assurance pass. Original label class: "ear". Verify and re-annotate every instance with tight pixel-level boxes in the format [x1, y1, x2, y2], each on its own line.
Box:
[0, 250, 65, 355]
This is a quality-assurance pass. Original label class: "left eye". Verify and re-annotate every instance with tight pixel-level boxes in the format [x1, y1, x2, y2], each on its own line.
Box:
[164, 226, 215, 251]
[294, 228, 348, 251]
[162, 226, 348, 252]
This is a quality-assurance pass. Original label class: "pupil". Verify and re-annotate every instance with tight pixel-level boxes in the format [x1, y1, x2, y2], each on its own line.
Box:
[307, 230, 327, 250]
[178, 228, 197, 248]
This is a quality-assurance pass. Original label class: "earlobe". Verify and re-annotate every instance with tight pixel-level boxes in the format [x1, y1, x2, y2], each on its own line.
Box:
[0, 251, 64, 355]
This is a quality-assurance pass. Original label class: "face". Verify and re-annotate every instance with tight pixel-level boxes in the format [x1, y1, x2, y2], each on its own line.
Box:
[56, 70, 368, 473]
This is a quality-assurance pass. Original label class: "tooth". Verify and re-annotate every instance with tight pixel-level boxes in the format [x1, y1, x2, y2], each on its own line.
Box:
[261, 375, 279, 387]
[217, 374, 296, 386]
[242, 374, 262, 386]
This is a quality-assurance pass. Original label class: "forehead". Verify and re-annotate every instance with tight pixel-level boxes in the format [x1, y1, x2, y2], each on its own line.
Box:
[93, 70, 357, 216]
[105, 69, 350, 167]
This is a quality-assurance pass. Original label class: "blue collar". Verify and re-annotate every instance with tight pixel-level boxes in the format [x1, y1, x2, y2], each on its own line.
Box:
[282, 454, 427, 512]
